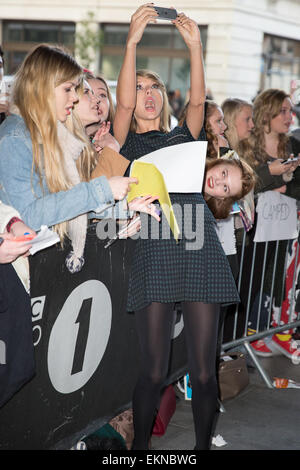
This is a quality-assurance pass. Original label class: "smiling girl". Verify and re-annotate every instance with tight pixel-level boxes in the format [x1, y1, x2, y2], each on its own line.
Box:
[178, 99, 255, 217]
[204, 157, 255, 220]
[240, 89, 300, 192]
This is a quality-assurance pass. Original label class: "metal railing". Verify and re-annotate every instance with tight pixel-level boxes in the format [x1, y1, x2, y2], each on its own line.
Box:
[221, 227, 300, 388]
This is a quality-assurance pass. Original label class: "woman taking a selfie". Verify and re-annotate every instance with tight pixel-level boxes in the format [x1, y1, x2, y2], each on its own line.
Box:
[113, 4, 240, 450]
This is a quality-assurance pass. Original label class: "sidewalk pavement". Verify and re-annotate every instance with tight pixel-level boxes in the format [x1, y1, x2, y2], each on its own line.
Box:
[151, 353, 300, 451]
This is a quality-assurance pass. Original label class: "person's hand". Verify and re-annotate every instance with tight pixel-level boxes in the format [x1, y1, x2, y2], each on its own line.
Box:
[294, 153, 300, 167]
[173, 13, 201, 48]
[268, 158, 297, 176]
[118, 214, 142, 238]
[9, 220, 36, 239]
[108, 176, 138, 200]
[287, 154, 300, 172]
[127, 3, 158, 47]
[119, 196, 161, 238]
[0, 97, 9, 114]
[128, 195, 161, 221]
[283, 158, 299, 181]
[92, 122, 120, 153]
[0, 233, 33, 263]
[93, 121, 110, 141]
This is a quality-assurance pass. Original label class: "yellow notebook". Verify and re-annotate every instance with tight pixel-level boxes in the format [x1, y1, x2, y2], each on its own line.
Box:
[127, 160, 180, 242]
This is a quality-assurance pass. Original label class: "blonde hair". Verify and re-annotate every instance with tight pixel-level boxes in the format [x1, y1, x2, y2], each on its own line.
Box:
[66, 83, 98, 182]
[222, 98, 253, 150]
[13, 43, 90, 240]
[239, 89, 290, 167]
[131, 69, 170, 133]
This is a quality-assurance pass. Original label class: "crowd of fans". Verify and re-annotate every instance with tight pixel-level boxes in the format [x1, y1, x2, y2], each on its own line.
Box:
[0, 4, 300, 450]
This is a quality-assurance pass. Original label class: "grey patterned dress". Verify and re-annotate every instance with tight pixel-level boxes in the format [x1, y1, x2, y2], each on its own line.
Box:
[120, 122, 239, 311]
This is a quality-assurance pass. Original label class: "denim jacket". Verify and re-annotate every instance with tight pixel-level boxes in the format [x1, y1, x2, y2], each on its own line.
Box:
[0, 114, 131, 231]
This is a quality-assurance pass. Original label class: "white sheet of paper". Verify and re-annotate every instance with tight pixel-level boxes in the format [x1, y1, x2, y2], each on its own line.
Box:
[215, 216, 237, 255]
[27, 225, 60, 255]
[137, 141, 207, 193]
[254, 191, 298, 242]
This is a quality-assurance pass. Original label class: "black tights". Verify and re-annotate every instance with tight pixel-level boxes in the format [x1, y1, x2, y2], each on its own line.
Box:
[131, 301, 220, 450]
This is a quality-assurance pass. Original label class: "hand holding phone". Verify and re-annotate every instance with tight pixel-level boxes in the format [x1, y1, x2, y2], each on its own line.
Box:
[153, 6, 177, 20]
[281, 155, 300, 165]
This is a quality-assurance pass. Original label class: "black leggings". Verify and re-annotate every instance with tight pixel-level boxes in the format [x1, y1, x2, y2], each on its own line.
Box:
[131, 301, 220, 450]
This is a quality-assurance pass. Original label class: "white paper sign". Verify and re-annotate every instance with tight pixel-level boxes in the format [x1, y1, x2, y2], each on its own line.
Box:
[27, 225, 60, 255]
[215, 216, 237, 255]
[137, 141, 207, 193]
[254, 191, 298, 242]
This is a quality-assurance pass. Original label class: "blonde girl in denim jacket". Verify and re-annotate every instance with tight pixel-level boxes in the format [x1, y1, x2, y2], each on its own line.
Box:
[0, 44, 159, 272]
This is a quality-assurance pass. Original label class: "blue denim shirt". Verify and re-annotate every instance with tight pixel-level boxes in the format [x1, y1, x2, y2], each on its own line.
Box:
[0, 114, 131, 230]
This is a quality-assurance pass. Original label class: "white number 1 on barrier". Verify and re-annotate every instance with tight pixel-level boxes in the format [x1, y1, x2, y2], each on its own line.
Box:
[47, 280, 112, 394]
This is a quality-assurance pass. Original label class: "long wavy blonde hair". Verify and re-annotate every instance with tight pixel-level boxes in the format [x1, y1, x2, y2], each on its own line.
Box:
[130, 69, 170, 133]
[238, 89, 290, 167]
[222, 98, 253, 151]
[13, 44, 96, 240]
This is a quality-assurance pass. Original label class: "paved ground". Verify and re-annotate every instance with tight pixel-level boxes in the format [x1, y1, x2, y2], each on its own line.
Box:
[151, 351, 300, 451]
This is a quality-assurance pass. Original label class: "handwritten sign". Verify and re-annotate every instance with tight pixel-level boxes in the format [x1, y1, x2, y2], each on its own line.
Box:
[254, 191, 298, 242]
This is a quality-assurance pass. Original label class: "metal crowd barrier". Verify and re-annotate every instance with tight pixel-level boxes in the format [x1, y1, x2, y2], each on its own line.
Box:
[221, 227, 300, 388]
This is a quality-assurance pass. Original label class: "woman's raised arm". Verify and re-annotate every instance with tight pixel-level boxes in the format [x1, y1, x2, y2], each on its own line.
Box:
[173, 14, 206, 139]
[113, 4, 158, 147]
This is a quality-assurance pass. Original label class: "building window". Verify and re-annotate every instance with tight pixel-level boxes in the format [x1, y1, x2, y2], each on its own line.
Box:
[261, 34, 300, 92]
[100, 23, 207, 100]
[2, 21, 75, 74]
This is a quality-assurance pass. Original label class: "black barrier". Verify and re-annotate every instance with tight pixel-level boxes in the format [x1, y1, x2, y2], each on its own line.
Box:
[0, 224, 187, 450]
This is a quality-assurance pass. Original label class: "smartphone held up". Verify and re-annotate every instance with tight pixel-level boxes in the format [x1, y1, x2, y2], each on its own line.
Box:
[281, 154, 300, 165]
[153, 6, 177, 20]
